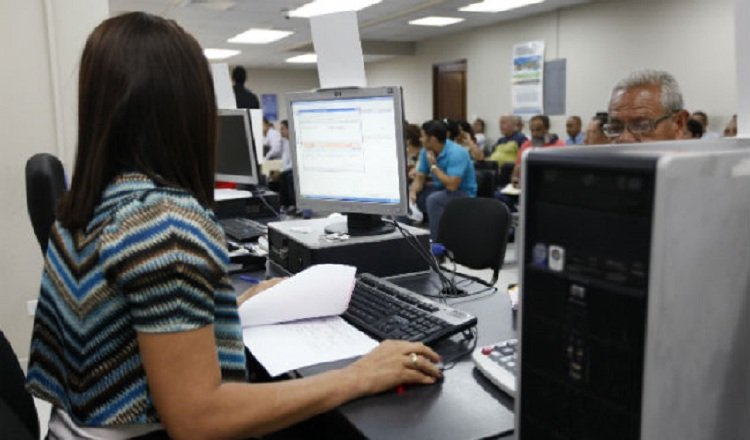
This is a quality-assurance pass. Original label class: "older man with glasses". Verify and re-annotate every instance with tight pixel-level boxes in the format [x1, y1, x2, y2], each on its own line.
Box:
[604, 69, 689, 143]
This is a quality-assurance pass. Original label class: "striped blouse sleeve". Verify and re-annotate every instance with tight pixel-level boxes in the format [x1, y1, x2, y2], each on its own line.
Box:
[100, 192, 229, 333]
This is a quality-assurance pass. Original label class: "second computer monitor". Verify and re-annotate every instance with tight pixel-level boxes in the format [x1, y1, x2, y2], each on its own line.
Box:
[287, 86, 408, 235]
[216, 109, 259, 185]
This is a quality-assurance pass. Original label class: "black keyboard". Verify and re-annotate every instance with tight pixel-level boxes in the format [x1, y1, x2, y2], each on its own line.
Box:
[343, 273, 477, 344]
[219, 217, 267, 242]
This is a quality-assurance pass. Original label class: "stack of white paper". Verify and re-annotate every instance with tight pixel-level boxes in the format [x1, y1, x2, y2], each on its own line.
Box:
[239, 264, 378, 376]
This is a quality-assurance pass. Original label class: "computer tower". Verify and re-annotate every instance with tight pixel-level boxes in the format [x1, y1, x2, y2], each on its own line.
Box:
[214, 190, 281, 220]
[516, 139, 750, 439]
[267, 217, 430, 277]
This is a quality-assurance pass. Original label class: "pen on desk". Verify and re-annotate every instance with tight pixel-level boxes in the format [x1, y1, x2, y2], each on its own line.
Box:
[239, 275, 260, 284]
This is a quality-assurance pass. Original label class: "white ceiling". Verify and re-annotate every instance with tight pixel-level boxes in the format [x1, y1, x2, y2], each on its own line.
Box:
[109, 0, 595, 68]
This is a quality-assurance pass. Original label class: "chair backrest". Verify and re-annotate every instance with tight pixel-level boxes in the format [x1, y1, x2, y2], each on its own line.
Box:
[436, 197, 511, 285]
[25, 153, 66, 255]
[497, 162, 515, 187]
[473, 161, 499, 199]
[0, 331, 39, 440]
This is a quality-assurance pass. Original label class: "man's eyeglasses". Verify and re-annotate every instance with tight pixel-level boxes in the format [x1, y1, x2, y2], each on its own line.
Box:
[602, 112, 674, 138]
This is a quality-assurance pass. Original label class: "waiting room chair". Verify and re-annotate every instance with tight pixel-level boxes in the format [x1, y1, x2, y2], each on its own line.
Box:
[473, 161, 498, 199]
[436, 197, 511, 286]
[497, 162, 515, 188]
[0, 330, 39, 440]
[25, 153, 66, 255]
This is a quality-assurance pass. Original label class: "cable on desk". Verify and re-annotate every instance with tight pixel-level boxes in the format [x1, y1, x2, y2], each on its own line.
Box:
[440, 328, 478, 370]
[394, 220, 449, 292]
[439, 258, 499, 300]
[255, 191, 282, 220]
[387, 217, 456, 300]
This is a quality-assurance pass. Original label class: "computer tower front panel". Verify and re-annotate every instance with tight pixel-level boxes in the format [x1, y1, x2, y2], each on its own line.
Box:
[518, 159, 656, 439]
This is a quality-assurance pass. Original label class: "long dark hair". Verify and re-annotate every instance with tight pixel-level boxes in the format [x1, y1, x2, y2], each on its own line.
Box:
[58, 12, 217, 230]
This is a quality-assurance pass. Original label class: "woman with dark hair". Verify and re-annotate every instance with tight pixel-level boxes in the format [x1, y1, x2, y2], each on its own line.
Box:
[456, 120, 485, 161]
[26, 12, 440, 439]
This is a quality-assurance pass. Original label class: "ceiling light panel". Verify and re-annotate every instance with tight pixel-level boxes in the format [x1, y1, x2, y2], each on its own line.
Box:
[203, 48, 241, 60]
[408, 16, 465, 27]
[288, 0, 382, 18]
[459, 0, 545, 13]
[286, 53, 318, 63]
[228, 28, 294, 44]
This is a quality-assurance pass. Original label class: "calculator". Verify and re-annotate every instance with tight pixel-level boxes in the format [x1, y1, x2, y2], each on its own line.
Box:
[472, 338, 518, 397]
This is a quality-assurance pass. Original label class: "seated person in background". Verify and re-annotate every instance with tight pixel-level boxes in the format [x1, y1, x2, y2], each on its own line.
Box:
[584, 114, 609, 145]
[603, 68, 689, 143]
[410, 120, 477, 240]
[487, 114, 528, 166]
[442, 118, 461, 142]
[723, 114, 737, 137]
[456, 119, 486, 161]
[510, 114, 565, 186]
[26, 12, 442, 440]
[263, 117, 283, 160]
[565, 115, 584, 145]
[472, 117, 487, 151]
[691, 110, 720, 139]
[404, 123, 423, 182]
[584, 112, 610, 145]
[686, 118, 704, 139]
[278, 119, 296, 209]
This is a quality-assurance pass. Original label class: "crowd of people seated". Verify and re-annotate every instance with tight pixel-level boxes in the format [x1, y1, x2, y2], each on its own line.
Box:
[405, 68, 739, 237]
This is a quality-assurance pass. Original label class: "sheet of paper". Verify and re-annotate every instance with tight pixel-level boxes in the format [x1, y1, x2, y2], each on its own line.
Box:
[239, 264, 356, 327]
[309, 11, 367, 88]
[500, 183, 521, 196]
[243, 316, 378, 377]
[210, 63, 236, 109]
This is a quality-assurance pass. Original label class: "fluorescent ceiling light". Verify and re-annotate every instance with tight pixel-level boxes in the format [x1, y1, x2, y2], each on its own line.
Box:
[409, 16, 465, 27]
[227, 28, 293, 44]
[459, 0, 545, 13]
[286, 53, 318, 63]
[203, 48, 240, 60]
[288, 0, 382, 18]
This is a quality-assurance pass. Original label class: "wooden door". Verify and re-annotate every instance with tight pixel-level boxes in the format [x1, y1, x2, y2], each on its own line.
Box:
[433, 60, 467, 121]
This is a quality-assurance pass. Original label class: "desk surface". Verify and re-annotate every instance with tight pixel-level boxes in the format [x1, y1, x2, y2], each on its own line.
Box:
[233, 248, 520, 440]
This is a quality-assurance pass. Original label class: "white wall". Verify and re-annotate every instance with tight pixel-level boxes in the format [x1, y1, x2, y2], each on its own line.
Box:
[0, 1, 108, 360]
[242, 67, 319, 122]
[366, 0, 736, 141]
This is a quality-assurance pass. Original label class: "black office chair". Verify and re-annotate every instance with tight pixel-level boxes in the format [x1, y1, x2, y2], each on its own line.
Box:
[0, 330, 39, 440]
[25, 153, 67, 255]
[436, 197, 511, 286]
[497, 162, 515, 188]
[473, 161, 499, 199]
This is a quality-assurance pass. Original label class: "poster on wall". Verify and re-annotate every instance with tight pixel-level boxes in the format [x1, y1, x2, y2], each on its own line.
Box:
[511, 41, 545, 117]
[262, 93, 278, 122]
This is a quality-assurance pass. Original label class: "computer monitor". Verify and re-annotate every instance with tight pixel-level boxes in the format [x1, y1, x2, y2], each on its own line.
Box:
[287, 86, 408, 236]
[215, 109, 259, 185]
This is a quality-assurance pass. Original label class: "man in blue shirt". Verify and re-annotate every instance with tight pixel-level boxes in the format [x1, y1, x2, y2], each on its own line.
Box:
[410, 120, 477, 239]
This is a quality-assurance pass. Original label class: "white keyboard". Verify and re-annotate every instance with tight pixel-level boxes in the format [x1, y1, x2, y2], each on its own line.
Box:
[472, 338, 518, 397]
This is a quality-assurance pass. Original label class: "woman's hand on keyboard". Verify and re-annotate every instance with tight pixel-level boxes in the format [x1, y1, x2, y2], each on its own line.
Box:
[345, 340, 442, 396]
[236, 277, 286, 306]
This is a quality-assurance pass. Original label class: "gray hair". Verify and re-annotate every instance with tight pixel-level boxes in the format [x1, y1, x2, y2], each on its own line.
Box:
[609, 68, 684, 112]
[501, 114, 523, 127]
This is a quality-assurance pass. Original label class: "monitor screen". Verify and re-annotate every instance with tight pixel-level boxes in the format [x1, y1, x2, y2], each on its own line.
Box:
[216, 109, 258, 185]
[288, 87, 407, 217]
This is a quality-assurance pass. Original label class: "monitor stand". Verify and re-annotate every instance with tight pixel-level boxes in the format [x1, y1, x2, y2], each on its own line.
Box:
[324, 213, 395, 237]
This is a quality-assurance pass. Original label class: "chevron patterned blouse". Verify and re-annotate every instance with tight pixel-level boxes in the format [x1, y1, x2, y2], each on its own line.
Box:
[26, 173, 247, 427]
